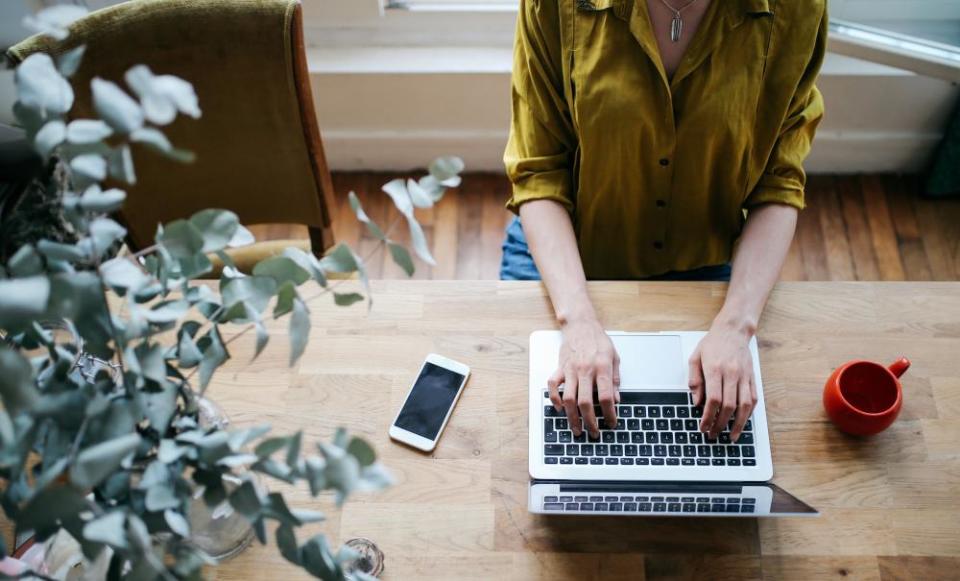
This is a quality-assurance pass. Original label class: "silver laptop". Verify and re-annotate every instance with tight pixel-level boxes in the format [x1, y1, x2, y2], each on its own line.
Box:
[527, 331, 817, 517]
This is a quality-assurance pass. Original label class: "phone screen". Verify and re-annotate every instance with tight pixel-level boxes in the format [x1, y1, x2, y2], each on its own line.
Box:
[394, 362, 466, 440]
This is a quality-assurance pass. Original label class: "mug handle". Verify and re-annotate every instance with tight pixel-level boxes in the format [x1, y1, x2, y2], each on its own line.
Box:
[888, 357, 911, 378]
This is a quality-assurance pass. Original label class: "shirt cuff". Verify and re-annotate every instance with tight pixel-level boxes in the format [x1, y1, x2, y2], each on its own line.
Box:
[744, 173, 806, 210]
[505, 169, 574, 215]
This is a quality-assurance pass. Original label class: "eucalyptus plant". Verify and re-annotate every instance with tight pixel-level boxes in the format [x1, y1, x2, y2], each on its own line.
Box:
[0, 6, 464, 580]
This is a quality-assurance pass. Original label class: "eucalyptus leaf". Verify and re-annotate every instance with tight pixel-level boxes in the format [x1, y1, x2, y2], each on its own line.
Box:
[8, 244, 43, 276]
[56, 45, 86, 77]
[406, 215, 436, 266]
[108, 144, 137, 185]
[289, 298, 310, 366]
[18, 485, 89, 531]
[125, 65, 201, 125]
[253, 256, 310, 287]
[388, 242, 415, 276]
[22, 5, 87, 40]
[346, 437, 376, 467]
[158, 219, 204, 259]
[0, 277, 50, 331]
[254, 321, 269, 359]
[34, 120, 66, 158]
[70, 153, 107, 182]
[220, 276, 277, 317]
[318, 244, 358, 274]
[228, 479, 263, 520]
[69, 433, 142, 489]
[165, 509, 191, 537]
[228, 225, 256, 248]
[92, 77, 144, 134]
[189, 209, 239, 253]
[145, 482, 180, 511]
[83, 511, 128, 549]
[177, 330, 203, 369]
[429, 156, 466, 184]
[79, 185, 127, 213]
[67, 119, 113, 144]
[333, 293, 364, 307]
[87, 217, 127, 257]
[406, 178, 434, 209]
[276, 526, 301, 566]
[197, 326, 228, 390]
[101, 258, 151, 293]
[0, 347, 39, 414]
[15, 53, 74, 117]
[381, 178, 413, 217]
[348, 192, 385, 240]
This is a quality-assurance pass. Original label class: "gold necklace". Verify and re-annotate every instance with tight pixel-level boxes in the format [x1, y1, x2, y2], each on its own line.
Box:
[659, 0, 701, 42]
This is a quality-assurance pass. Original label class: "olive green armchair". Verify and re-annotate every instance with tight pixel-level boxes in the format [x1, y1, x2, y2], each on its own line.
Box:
[6, 0, 337, 273]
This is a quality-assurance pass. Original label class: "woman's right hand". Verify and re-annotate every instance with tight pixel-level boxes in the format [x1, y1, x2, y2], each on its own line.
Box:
[546, 317, 621, 438]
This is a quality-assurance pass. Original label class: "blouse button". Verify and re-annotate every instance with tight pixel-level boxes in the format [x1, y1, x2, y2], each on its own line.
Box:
[653, 241, 664, 250]
[658, 158, 670, 167]
[656, 199, 666, 208]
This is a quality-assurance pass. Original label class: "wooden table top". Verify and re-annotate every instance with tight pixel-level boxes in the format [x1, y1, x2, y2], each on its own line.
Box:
[200, 280, 959, 581]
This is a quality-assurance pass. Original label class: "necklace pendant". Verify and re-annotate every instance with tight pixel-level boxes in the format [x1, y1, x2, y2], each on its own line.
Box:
[670, 14, 683, 42]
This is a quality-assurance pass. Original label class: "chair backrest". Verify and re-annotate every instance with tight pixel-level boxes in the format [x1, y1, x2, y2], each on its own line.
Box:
[7, 0, 336, 254]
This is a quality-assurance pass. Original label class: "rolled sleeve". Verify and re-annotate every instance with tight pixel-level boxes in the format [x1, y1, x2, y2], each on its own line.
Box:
[504, 0, 577, 215]
[744, 6, 827, 211]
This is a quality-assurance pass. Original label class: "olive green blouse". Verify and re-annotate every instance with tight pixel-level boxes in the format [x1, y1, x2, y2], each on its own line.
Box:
[504, 0, 827, 279]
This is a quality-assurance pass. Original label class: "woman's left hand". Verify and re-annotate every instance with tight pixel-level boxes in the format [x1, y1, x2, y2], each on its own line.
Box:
[687, 322, 757, 442]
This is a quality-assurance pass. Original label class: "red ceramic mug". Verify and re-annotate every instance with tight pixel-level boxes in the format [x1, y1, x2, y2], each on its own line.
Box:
[823, 357, 910, 436]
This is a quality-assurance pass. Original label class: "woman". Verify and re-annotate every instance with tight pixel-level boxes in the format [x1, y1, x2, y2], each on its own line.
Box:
[502, 0, 826, 442]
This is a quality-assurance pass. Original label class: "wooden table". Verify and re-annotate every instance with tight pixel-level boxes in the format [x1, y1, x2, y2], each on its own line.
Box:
[209, 281, 960, 580]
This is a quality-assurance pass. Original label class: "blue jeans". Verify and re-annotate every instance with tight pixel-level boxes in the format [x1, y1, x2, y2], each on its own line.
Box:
[500, 217, 732, 282]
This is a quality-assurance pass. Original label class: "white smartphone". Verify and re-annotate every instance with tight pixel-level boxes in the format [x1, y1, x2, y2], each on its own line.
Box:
[389, 354, 471, 452]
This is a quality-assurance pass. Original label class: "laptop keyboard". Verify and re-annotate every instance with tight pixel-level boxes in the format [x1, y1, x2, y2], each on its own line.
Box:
[542, 391, 757, 467]
[541, 495, 757, 514]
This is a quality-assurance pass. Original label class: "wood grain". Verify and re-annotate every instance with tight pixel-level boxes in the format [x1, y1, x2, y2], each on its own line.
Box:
[249, 173, 960, 283]
[194, 281, 960, 579]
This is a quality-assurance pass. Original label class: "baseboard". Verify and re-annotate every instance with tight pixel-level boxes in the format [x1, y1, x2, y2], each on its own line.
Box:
[322, 129, 944, 174]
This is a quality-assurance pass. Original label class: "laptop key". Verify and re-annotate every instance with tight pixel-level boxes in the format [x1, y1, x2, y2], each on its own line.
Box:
[742, 446, 756, 458]
[575, 496, 588, 502]
[642, 419, 655, 430]
[581, 445, 594, 457]
[595, 502, 609, 511]
[610, 444, 624, 455]
[728, 459, 741, 466]
[559, 432, 572, 443]
[685, 419, 699, 431]
[637, 458, 651, 465]
[689, 432, 703, 444]
[544, 503, 564, 511]
[617, 432, 629, 443]
[668, 503, 681, 512]
[682, 503, 696, 513]
[619, 406, 631, 417]
[604, 496, 619, 502]
[621, 458, 635, 465]
[653, 503, 667, 512]
[589, 496, 603, 501]
[697, 445, 711, 457]
[681, 458, 695, 466]
[596, 445, 609, 456]
[739, 433, 754, 444]
[651, 496, 665, 502]
[648, 407, 661, 418]
[743, 459, 757, 466]
[602, 432, 615, 443]
[654, 445, 667, 457]
[744, 420, 753, 430]
[697, 504, 710, 512]
[575, 457, 588, 464]
[566, 445, 579, 457]
[683, 445, 696, 457]
[742, 504, 755, 513]
[646, 433, 659, 444]
[624, 502, 638, 511]
[605, 458, 619, 465]
[639, 503, 652, 512]
[545, 496, 558, 502]
[666, 458, 679, 465]
[590, 458, 603, 465]
[712, 446, 726, 457]
[574, 432, 586, 443]
[668, 445, 682, 457]
[589, 432, 601, 443]
[719, 433, 731, 444]
[545, 432, 557, 443]
[625, 445, 638, 456]
[628, 419, 640, 430]
[727, 446, 740, 457]
[712, 459, 725, 466]
[560, 457, 573, 464]
[580, 502, 594, 511]
[634, 406, 646, 417]
[663, 406, 675, 418]
[565, 503, 579, 510]
[678, 406, 690, 418]
[610, 502, 624, 511]
[696, 458, 710, 466]
[545, 445, 564, 456]
[670, 419, 684, 431]
[651, 458, 665, 465]
[726, 504, 740, 513]
[544, 406, 560, 417]
[656, 419, 669, 431]
[639, 445, 653, 456]
[742, 498, 756, 504]
[661, 433, 674, 444]
[616, 419, 625, 430]
[675, 432, 688, 444]
[692, 406, 703, 418]
[632, 432, 644, 443]
[545, 458, 558, 464]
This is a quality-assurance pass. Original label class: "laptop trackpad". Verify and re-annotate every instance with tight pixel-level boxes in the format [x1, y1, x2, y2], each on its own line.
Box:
[612, 334, 685, 388]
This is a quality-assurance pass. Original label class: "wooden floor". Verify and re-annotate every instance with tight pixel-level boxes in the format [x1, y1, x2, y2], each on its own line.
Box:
[251, 173, 960, 281]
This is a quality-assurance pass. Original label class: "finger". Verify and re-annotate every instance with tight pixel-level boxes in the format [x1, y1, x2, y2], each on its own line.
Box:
[563, 368, 581, 436]
[597, 364, 617, 428]
[687, 348, 705, 407]
[578, 373, 599, 437]
[547, 367, 564, 411]
[731, 376, 753, 442]
[612, 352, 622, 402]
[712, 368, 739, 438]
[700, 364, 722, 434]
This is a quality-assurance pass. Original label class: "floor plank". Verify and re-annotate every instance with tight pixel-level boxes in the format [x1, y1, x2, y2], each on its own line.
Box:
[249, 172, 960, 282]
